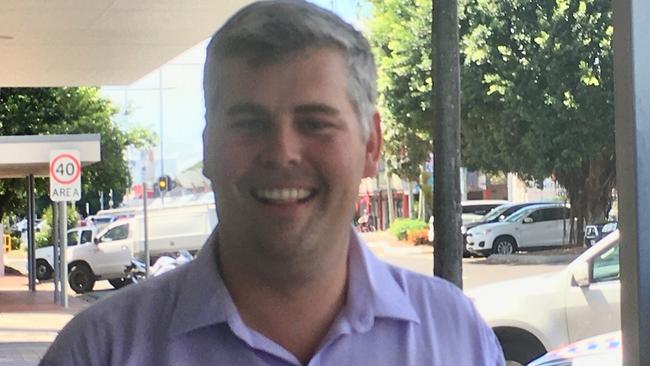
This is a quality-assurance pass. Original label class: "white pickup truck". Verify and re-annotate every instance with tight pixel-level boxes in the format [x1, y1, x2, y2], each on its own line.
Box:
[35, 203, 218, 293]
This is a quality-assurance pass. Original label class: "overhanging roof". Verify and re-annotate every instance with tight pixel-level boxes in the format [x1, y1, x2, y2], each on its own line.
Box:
[0, 134, 101, 178]
[0, 0, 254, 87]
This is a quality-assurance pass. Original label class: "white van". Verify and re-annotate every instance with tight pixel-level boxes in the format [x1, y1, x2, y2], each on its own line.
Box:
[38, 203, 218, 293]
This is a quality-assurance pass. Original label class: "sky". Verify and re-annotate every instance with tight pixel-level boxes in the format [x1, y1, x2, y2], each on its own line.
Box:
[100, 0, 370, 183]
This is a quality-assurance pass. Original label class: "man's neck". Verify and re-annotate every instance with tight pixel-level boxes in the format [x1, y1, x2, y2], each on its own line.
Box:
[217, 233, 350, 364]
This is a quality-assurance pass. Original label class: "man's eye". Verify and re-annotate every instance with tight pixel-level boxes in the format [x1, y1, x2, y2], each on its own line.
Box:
[299, 119, 333, 132]
[232, 119, 267, 131]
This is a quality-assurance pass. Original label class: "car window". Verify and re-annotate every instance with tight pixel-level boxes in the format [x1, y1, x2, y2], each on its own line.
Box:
[80, 230, 93, 244]
[592, 244, 620, 283]
[527, 209, 546, 222]
[546, 207, 569, 220]
[67, 231, 79, 246]
[100, 224, 129, 242]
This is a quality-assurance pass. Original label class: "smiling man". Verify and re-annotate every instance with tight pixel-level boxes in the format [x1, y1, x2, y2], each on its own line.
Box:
[41, 1, 504, 365]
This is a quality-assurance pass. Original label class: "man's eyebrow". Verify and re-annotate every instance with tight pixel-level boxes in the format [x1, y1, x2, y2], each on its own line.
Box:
[294, 103, 340, 116]
[227, 103, 268, 116]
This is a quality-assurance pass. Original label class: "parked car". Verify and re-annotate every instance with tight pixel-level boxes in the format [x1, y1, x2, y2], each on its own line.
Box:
[461, 199, 510, 226]
[584, 221, 618, 247]
[35, 226, 97, 281]
[528, 331, 621, 366]
[466, 203, 570, 255]
[466, 231, 621, 365]
[461, 201, 555, 256]
[462, 202, 557, 234]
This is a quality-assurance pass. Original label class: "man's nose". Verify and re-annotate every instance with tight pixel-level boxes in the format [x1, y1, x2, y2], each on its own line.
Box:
[259, 122, 302, 167]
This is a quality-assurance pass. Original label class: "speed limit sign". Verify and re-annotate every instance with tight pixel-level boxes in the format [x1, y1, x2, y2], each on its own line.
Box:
[50, 150, 82, 202]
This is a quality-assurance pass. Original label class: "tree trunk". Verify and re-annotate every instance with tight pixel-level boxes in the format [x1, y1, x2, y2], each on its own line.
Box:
[433, 0, 463, 288]
[386, 170, 395, 226]
[555, 152, 616, 247]
[407, 181, 414, 219]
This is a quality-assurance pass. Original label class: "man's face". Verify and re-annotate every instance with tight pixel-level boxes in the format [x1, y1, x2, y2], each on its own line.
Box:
[203, 48, 380, 258]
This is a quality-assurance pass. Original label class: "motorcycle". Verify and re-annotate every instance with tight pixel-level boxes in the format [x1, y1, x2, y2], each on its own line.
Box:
[129, 250, 194, 284]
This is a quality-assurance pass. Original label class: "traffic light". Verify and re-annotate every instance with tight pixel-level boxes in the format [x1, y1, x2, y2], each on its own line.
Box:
[158, 175, 171, 192]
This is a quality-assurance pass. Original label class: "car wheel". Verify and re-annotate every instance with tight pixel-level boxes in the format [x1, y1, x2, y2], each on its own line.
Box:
[36, 260, 53, 281]
[493, 236, 517, 255]
[108, 277, 131, 289]
[68, 264, 96, 294]
[496, 328, 546, 365]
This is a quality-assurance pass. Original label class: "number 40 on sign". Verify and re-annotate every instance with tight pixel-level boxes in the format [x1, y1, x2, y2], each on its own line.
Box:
[50, 150, 82, 202]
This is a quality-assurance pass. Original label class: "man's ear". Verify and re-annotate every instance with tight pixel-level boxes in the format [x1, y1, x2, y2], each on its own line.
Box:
[363, 111, 382, 178]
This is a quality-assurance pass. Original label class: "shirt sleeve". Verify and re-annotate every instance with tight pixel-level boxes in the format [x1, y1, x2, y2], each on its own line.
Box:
[39, 309, 110, 366]
[470, 297, 507, 366]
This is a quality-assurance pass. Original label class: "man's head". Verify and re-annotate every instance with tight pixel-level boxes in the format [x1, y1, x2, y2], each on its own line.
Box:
[202, 1, 381, 264]
[203, 0, 376, 141]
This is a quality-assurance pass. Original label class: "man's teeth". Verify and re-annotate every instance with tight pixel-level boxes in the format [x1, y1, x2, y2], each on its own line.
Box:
[257, 188, 312, 202]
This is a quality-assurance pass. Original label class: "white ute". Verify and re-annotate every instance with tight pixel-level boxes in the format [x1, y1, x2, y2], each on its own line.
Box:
[36, 203, 218, 293]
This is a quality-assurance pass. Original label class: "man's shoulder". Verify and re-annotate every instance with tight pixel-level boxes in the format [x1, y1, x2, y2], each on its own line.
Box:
[72, 264, 189, 329]
[380, 262, 479, 322]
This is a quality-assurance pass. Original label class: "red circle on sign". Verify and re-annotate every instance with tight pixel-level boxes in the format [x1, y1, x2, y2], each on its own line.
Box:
[50, 154, 82, 184]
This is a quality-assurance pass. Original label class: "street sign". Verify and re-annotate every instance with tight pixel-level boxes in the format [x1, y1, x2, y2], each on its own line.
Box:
[50, 150, 81, 202]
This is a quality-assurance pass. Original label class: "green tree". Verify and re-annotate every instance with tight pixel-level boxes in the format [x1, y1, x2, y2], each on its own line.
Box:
[35, 204, 81, 249]
[460, 0, 615, 243]
[0, 88, 155, 221]
[368, 0, 433, 182]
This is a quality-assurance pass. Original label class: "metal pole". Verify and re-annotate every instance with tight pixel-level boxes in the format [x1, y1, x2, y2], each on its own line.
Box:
[613, 0, 650, 363]
[143, 183, 150, 278]
[159, 69, 166, 207]
[52, 203, 60, 304]
[26, 174, 36, 291]
[59, 203, 68, 308]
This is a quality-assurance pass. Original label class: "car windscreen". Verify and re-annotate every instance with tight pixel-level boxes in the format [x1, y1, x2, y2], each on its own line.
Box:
[481, 205, 511, 222]
[505, 207, 536, 223]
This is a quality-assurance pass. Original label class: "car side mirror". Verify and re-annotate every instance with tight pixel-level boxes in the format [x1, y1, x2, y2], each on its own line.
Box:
[523, 217, 533, 224]
[94, 237, 100, 245]
[572, 261, 591, 287]
[498, 215, 506, 221]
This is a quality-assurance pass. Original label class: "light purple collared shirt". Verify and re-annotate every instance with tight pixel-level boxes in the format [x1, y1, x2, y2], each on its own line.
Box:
[41, 230, 505, 366]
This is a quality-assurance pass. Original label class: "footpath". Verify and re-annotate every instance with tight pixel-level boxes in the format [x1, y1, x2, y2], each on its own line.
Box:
[0, 252, 90, 366]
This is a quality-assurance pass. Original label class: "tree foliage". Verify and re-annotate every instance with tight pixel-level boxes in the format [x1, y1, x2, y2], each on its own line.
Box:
[368, 0, 433, 181]
[459, 0, 615, 241]
[0, 88, 155, 220]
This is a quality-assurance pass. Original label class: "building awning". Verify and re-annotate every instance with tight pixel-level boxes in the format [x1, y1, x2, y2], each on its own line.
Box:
[0, 134, 101, 178]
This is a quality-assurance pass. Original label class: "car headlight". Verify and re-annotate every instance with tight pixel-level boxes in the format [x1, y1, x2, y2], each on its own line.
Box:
[471, 229, 491, 236]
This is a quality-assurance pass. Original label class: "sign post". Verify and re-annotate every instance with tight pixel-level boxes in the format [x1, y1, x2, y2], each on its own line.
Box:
[50, 150, 82, 308]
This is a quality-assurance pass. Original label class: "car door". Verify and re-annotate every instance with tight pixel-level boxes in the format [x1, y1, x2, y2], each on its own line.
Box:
[515, 208, 550, 248]
[553, 207, 570, 245]
[92, 222, 133, 276]
[564, 243, 621, 343]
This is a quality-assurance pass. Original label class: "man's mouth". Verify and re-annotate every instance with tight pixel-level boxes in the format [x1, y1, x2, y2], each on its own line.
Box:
[251, 188, 317, 204]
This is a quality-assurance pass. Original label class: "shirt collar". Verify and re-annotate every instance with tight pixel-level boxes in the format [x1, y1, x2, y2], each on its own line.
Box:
[343, 228, 420, 332]
[169, 230, 236, 337]
[169, 228, 420, 337]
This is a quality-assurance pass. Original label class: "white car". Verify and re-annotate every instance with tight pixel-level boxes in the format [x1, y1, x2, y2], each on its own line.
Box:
[528, 331, 621, 366]
[465, 203, 570, 255]
[467, 231, 621, 365]
[35, 226, 97, 280]
[461, 199, 510, 226]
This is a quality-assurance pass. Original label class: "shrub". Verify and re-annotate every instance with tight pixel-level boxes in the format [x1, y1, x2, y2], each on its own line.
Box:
[10, 235, 21, 250]
[35, 204, 81, 249]
[389, 218, 428, 241]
